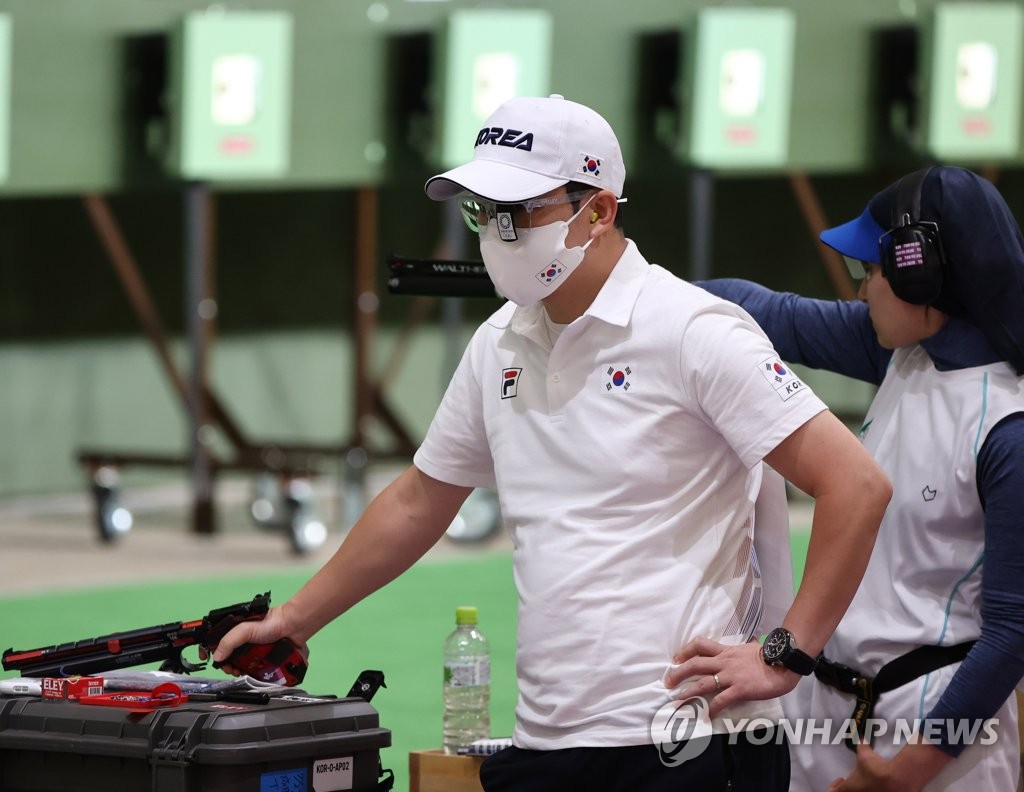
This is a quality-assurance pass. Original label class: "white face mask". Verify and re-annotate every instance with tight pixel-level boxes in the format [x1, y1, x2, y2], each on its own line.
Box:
[479, 195, 596, 306]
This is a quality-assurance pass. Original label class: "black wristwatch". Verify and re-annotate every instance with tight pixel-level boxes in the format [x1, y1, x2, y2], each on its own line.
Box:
[761, 627, 818, 676]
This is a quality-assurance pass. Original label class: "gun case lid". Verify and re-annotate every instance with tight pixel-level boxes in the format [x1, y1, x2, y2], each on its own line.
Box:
[0, 693, 392, 791]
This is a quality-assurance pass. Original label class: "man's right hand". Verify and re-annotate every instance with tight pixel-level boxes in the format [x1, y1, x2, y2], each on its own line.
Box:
[210, 604, 309, 676]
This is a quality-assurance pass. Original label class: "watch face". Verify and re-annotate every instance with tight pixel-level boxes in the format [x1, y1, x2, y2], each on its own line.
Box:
[763, 629, 790, 663]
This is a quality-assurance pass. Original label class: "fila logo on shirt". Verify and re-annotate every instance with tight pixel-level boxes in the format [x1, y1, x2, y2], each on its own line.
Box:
[501, 368, 523, 399]
[757, 357, 804, 402]
[605, 366, 632, 391]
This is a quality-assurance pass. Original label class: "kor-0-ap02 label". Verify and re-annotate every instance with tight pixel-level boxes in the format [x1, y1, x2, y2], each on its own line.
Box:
[312, 755, 353, 791]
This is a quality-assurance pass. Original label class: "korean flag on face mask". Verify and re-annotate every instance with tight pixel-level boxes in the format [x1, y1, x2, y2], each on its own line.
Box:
[536, 261, 566, 287]
[479, 195, 597, 306]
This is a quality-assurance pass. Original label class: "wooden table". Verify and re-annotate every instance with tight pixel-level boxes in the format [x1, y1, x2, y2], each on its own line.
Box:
[409, 749, 486, 792]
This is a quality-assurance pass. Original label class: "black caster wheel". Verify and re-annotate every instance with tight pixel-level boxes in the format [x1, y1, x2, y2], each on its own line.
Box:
[445, 488, 502, 544]
[249, 475, 326, 554]
[250, 473, 287, 530]
[91, 467, 133, 543]
[282, 479, 327, 555]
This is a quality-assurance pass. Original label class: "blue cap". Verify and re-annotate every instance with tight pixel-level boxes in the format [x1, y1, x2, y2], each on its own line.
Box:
[821, 166, 1024, 375]
[820, 206, 887, 264]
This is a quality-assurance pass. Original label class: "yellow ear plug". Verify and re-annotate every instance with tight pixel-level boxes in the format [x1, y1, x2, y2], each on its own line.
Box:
[591, 211, 599, 223]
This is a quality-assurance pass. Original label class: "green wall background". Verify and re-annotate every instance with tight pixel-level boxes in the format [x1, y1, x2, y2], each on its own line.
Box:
[1, 0, 1023, 497]
[4, 0, 1024, 195]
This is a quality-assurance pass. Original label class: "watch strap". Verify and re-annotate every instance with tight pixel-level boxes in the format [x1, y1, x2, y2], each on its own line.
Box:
[783, 646, 818, 676]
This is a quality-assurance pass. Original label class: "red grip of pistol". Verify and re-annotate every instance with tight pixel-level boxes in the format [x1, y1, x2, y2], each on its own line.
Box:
[216, 639, 307, 686]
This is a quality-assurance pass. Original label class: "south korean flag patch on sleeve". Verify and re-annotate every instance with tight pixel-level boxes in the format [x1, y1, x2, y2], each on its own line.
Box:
[758, 357, 805, 401]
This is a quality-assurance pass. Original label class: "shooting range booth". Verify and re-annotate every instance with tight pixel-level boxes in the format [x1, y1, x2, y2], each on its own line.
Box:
[918, 2, 1023, 161]
[644, 6, 864, 303]
[670, 6, 801, 283]
[73, 9, 418, 555]
[872, 1, 1023, 168]
[682, 6, 796, 173]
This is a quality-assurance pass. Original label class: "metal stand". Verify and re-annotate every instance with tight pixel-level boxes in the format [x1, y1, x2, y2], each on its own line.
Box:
[788, 172, 856, 301]
[185, 181, 215, 534]
[76, 186, 417, 553]
[688, 168, 714, 282]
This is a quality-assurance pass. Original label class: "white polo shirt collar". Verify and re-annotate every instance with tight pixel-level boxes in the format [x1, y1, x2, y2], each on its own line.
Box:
[501, 239, 648, 343]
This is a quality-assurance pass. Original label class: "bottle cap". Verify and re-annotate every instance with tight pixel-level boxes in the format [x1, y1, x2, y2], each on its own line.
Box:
[455, 606, 478, 625]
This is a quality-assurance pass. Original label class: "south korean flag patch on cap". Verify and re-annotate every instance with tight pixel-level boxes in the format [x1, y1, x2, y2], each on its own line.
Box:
[536, 260, 566, 287]
[579, 153, 602, 179]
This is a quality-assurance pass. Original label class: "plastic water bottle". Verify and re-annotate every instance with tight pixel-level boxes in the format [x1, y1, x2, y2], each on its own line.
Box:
[443, 605, 491, 754]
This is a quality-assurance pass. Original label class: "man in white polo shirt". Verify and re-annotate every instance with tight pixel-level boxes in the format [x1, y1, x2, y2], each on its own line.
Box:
[212, 95, 891, 791]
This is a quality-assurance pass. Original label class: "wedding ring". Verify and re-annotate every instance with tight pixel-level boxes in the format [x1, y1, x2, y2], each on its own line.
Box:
[713, 673, 721, 691]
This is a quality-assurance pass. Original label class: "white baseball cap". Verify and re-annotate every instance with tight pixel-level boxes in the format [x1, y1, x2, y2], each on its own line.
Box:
[425, 94, 626, 203]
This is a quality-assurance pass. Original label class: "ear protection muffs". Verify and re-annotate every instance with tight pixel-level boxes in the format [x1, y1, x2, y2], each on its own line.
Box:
[878, 167, 946, 305]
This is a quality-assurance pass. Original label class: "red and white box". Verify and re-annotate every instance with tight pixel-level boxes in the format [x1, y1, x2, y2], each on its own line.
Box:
[42, 676, 104, 701]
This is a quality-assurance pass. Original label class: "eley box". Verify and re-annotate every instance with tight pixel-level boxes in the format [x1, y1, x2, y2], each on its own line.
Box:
[432, 9, 553, 170]
[165, 10, 293, 179]
[920, 3, 1023, 161]
[679, 7, 796, 169]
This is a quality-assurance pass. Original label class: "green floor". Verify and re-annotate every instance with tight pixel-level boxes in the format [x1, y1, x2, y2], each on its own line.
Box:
[0, 532, 813, 792]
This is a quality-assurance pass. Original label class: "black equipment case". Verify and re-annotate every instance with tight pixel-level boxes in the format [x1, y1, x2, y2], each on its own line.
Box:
[0, 693, 392, 792]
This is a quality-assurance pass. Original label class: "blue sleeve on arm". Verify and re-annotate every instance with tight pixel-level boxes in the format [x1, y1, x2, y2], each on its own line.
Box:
[925, 413, 1024, 756]
[696, 278, 891, 385]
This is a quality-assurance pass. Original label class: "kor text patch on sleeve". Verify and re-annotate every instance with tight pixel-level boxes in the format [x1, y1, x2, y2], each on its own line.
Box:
[758, 357, 806, 402]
